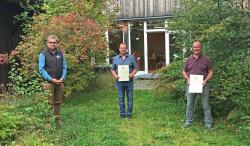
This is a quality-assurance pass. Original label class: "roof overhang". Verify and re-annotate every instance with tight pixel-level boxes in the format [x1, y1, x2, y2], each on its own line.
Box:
[2, 0, 41, 5]
[114, 15, 173, 21]
[2, 0, 22, 4]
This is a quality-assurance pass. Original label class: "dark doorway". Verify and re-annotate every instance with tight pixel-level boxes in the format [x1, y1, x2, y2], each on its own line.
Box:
[147, 32, 165, 72]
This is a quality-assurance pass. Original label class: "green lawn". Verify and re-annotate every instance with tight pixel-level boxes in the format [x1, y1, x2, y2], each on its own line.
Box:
[45, 89, 249, 146]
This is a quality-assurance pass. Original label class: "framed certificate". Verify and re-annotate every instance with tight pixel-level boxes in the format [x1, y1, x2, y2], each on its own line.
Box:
[189, 74, 203, 93]
[118, 65, 129, 81]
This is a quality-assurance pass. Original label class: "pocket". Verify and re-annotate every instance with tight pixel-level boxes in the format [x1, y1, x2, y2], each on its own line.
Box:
[43, 83, 53, 90]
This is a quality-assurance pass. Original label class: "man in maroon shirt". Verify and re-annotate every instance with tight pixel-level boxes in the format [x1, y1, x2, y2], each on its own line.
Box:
[182, 40, 213, 129]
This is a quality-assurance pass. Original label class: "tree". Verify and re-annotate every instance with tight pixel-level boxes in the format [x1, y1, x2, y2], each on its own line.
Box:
[10, 0, 113, 96]
[162, 0, 250, 120]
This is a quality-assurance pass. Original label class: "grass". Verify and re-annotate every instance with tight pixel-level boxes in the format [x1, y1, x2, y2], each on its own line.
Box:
[7, 74, 248, 145]
[44, 87, 249, 146]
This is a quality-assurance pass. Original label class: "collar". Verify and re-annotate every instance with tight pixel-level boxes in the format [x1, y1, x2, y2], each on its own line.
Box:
[47, 48, 58, 55]
[119, 53, 128, 58]
[192, 53, 202, 59]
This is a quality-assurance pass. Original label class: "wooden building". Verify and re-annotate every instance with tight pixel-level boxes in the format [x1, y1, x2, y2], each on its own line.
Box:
[0, 0, 23, 92]
[107, 0, 180, 75]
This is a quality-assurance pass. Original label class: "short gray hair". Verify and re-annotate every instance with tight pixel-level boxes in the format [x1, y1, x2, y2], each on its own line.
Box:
[47, 35, 59, 42]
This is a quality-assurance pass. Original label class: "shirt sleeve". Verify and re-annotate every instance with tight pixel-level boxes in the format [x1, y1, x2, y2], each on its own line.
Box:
[207, 57, 212, 70]
[183, 58, 189, 72]
[60, 54, 67, 80]
[111, 57, 117, 71]
[38, 53, 52, 81]
[132, 56, 138, 70]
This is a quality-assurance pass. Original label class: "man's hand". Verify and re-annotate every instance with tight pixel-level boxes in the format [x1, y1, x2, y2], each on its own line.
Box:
[113, 74, 119, 79]
[182, 70, 190, 85]
[129, 73, 135, 78]
[115, 75, 119, 79]
[203, 80, 207, 86]
[51, 78, 58, 84]
[51, 78, 62, 84]
[111, 70, 119, 79]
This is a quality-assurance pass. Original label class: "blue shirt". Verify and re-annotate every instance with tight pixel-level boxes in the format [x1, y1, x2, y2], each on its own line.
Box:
[111, 54, 138, 73]
[38, 51, 67, 81]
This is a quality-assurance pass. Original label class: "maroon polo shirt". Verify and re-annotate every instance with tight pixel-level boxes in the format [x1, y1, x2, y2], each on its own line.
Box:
[183, 54, 212, 79]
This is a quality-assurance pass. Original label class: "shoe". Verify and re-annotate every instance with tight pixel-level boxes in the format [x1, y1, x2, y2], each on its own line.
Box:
[205, 124, 212, 130]
[120, 114, 126, 118]
[127, 115, 132, 119]
[55, 119, 63, 128]
[182, 122, 192, 128]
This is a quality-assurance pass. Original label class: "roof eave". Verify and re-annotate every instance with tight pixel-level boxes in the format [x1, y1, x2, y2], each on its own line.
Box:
[114, 15, 173, 21]
[2, 0, 22, 4]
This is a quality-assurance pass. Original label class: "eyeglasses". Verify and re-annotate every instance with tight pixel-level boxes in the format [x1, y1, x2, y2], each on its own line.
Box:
[48, 42, 57, 44]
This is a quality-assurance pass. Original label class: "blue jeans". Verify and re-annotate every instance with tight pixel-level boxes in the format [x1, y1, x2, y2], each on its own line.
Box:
[185, 83, 212, 125]
[116, 80, 133, 116]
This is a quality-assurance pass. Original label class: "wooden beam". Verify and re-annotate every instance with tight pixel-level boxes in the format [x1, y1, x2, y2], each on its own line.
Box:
[2, 0, 22, 4]
[2, 0, 40, 5]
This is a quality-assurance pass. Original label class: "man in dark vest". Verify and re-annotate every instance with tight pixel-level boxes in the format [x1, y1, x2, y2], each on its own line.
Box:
[39, 35, 67, 127]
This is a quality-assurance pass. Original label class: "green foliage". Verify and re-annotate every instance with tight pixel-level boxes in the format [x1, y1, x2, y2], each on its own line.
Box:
[211, 51, 250, 117]
[13, 0, 44, 34]
[87, 72, 115, 91]
[164, 0, 250, 123]
[17, 93, 49, 119]
[12, 132, 53, 146]
[3, 58, 49, 145]
[11, 0, 112, 97]
[4, 56, 50, 145]
[66, 63, 95, 96]
[42, 88, 250, 145]
[8, 60, 43, 95]
[169, 0, 250, 58]
[45, 89, 127, 146]
[0, 93, 49, 145]
[0, 106, 24, 144]
[154, 60, 185, 98]
[3, 75, 250, 145]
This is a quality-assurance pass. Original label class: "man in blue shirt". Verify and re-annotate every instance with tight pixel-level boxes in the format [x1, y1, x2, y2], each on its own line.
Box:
[111, 43, 138, 118]
[39, 35, 67, 127]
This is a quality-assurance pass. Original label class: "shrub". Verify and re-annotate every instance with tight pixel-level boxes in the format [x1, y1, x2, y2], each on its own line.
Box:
[0, 106, 24, 144]
[11, 0, 112, 97]
[0, 93, 49, 145]
[154, 60, 185, 99]
[211, 51, 250, 118]
[87, 72, 115, 91]
[12, 132, 53, 146]
[8, 59, 44, 95]
[165, 0, 250, 124]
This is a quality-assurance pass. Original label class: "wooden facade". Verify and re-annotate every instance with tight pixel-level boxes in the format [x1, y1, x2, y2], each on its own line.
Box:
[0, 1, 21, 53]
[107, 0, 180, 20]
[0, 0, 22, 92]
[106, 0, 180, 74]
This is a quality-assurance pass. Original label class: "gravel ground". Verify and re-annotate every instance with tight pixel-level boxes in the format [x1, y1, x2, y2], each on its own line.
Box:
[134, 79, 155, 90]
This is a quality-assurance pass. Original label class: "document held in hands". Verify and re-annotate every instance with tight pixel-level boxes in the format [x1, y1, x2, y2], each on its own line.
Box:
[118, 65, 129, 81]
[189, 74, 204, 93]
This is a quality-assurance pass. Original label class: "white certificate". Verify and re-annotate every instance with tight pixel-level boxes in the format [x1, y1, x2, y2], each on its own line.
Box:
[189, 74, 203, 93]
[118, 65, 129, 81]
